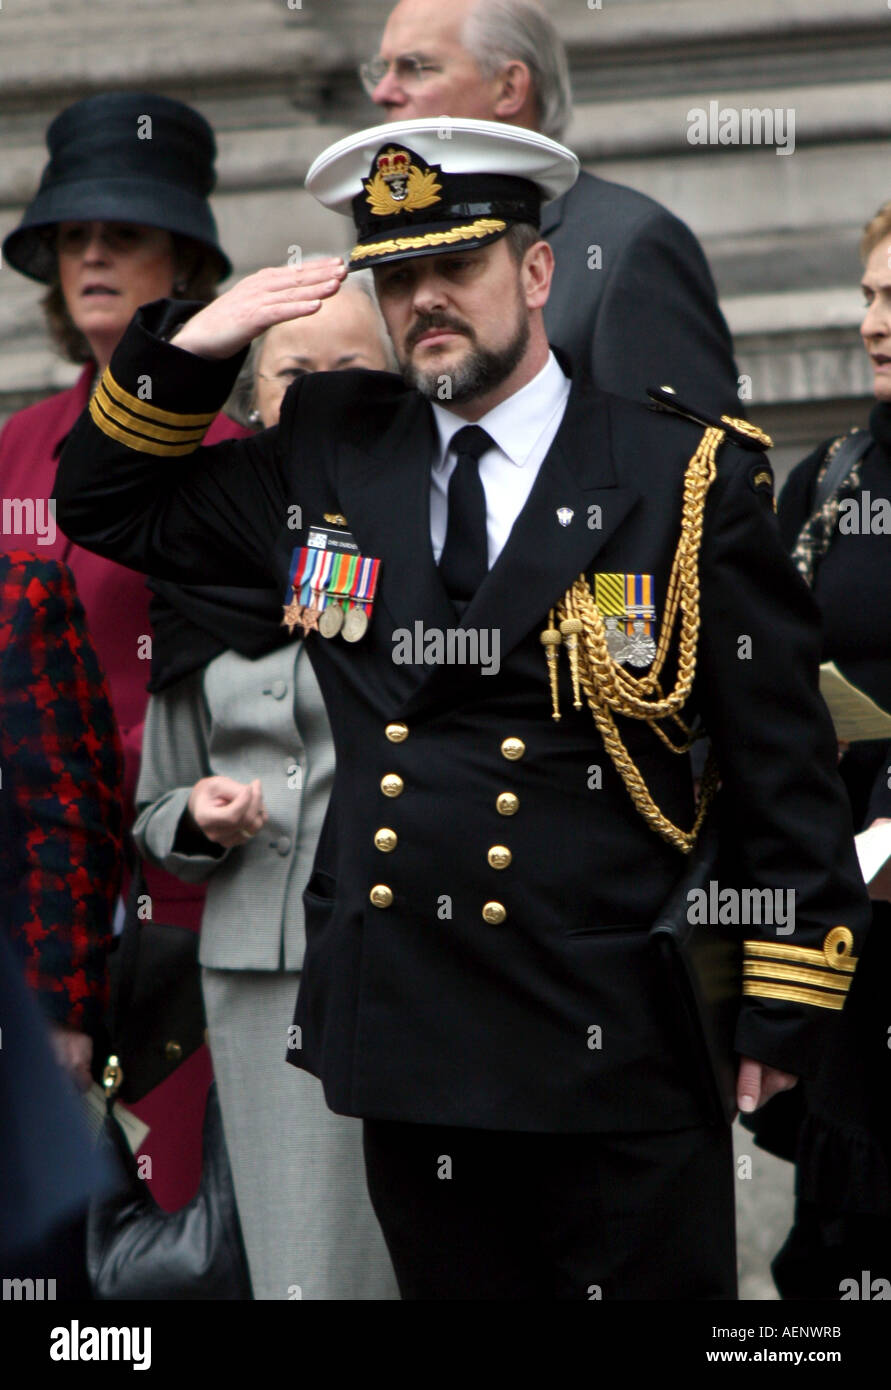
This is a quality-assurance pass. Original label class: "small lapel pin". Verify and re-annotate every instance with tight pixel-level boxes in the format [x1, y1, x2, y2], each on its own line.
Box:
[556, 507, 574, 527]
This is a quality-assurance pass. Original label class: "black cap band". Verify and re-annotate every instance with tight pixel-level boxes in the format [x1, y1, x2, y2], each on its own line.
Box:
[352, 170, 541, 241]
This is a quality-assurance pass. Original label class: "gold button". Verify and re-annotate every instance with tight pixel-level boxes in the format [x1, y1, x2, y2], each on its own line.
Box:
[164, 1040, 183, 1063]
[496, 792, 519, 816]
[374, 827, 398, 852]
[487, 845, 512, 870]
[501, 737, 525, 761]
[381, 773, 404, 798]
[482, 901, 507, 925]
[370, 885, 394, 908]
[385, 722, 409, 743]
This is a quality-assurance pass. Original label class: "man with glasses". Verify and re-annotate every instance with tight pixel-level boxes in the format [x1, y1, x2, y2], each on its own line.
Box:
[361, 0, 741, 415]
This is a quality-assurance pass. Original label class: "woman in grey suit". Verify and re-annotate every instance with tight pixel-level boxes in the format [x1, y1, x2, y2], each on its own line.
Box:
[132, 275, 399, 1300]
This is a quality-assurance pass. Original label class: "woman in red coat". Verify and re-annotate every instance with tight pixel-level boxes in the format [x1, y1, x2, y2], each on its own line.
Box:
[0, 92, 250, 1211]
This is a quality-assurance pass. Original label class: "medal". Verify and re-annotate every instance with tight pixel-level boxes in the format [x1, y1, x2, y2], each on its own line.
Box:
[604, 615, 630, 663]
[281, 595, 303, 635]
[300, 604, 320, 635]
[594, 573, 657, 670]
[318, 604, 345, 638]
[342, 607, 369, 642]
[285, 530, 381, 643]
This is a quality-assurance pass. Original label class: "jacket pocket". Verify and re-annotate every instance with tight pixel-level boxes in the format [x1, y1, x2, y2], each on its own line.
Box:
[304, 867, 337, 905]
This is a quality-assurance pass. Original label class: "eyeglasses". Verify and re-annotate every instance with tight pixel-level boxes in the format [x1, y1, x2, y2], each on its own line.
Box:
[359, 54, 441, 97]
[256, 368, 307, 386]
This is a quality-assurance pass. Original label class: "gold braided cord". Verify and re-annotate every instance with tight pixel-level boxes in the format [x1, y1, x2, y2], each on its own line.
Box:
[564, 423, 724, 719]
[719, 415, 774, 450]
[545, 416, 770, 853]
[350, 218, 507, 262]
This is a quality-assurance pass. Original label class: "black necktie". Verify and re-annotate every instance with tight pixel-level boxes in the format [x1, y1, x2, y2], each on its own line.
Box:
[438, 425, 493, 608]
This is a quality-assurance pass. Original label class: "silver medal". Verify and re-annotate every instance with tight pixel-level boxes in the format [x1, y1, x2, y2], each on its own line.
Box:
[342, 607, 369, 642]
[318, 605, 345, 639]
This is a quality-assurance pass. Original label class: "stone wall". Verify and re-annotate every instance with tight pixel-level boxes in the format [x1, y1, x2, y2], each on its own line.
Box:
[2, 0, 888, 476]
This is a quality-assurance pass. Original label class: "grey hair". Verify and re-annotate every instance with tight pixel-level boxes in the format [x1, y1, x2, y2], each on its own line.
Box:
[462, 0, 573, 143]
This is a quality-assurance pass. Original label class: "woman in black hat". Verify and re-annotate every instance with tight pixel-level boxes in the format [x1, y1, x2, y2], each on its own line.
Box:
[2, 90, 235, 380]
[0, 92, 250, 1218]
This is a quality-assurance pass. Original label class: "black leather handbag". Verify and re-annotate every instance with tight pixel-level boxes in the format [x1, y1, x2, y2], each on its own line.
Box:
[105, 858, 206, 1103]
[87, 1080, 252, 1300]
[649, 806, 741, 1125]
[87, 853, 252, 1299]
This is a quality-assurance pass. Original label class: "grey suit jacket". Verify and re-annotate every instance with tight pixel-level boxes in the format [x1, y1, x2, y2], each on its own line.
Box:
[132, 642, 334, 970]
[542, 170, 740, 415]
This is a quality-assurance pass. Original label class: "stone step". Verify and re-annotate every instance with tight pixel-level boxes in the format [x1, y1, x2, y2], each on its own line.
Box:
[0, 0, 346, 106]
[567, 79, 891, 160]
[0, 0, 880, 450]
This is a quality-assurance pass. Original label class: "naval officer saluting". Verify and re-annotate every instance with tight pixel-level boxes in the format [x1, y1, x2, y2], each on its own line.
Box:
[55, 118, 869, 1300]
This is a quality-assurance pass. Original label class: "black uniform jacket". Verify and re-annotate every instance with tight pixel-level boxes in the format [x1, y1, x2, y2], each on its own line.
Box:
[54, 302, 869, 1133]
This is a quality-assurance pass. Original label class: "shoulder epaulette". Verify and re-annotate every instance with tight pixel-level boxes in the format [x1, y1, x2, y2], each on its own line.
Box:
[646, 385, 771, 454]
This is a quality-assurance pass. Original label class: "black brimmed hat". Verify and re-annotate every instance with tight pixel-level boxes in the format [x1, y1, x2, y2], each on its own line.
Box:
[2, 91, 231, 284]
[306, 117, 579, 270]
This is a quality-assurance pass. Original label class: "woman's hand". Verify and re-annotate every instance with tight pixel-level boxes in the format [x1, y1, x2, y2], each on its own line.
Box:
[171, 258, 347, 360]
[187, 775, 268, 849]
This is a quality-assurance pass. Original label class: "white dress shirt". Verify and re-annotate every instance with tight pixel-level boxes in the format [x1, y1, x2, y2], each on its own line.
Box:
[429, 350, 571, 568]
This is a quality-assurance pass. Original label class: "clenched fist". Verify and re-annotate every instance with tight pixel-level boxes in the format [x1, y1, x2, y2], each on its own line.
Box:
[187, 775, 268, 849]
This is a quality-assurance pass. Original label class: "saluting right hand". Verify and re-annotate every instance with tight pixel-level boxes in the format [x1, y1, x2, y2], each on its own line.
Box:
[187, 775, 268, 848]
[170, 258, 347, 360]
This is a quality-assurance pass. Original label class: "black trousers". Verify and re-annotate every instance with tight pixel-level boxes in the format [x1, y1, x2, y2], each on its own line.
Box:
[363, 1119, 736, 1300]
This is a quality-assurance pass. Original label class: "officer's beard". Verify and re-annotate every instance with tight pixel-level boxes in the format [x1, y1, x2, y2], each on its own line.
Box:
[399, 298, 531, 404]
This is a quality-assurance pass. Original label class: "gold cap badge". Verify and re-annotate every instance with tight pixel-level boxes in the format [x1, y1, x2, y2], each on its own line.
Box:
[365, 147, 442, 217]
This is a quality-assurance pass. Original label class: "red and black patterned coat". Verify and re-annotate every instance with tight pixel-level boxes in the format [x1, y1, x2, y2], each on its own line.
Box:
[1, 550, 123, 1034]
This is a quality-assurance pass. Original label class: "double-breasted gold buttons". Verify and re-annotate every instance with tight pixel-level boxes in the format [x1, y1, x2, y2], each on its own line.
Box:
[482, 902, 507, 925]
[487, 845, 512, 870]
[374, 828, 398, 852]
[380, 773, 404, 797]
[500, 737, 525, 761]
[370, 885, 394, 908]
[385, 722, 409, 743]
[496, 792, 519, 816]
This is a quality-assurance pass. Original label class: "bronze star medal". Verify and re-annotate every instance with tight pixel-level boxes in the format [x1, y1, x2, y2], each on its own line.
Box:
[282, 595, 303, 635]
[300, 603, 321, 636]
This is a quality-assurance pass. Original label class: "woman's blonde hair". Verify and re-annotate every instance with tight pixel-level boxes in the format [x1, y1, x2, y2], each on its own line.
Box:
[860, 202, 891, 263]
